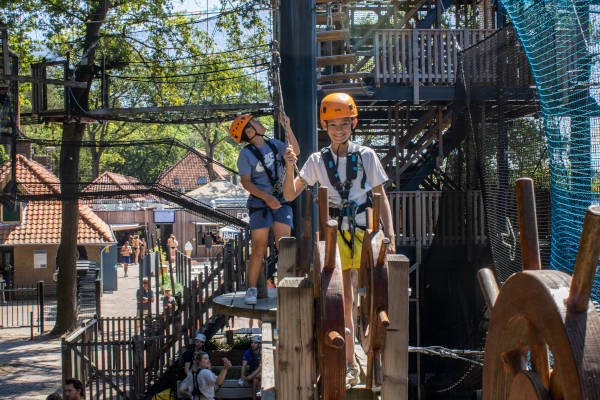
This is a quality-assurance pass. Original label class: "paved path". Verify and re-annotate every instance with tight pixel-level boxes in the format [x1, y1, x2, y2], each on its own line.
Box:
[0, 263, 142, 399]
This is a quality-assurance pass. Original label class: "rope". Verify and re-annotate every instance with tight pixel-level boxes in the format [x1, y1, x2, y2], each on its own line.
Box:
[408, 346, 484, 367]
[270, 39, 300, 179]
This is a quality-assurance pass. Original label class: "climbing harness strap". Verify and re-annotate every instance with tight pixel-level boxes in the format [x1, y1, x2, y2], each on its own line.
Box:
[192, 369, 201, 397]
[245, 139, 284, 196]
[320, 142, 371, 257]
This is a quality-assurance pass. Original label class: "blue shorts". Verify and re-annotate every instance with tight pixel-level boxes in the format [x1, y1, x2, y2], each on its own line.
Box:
[249, 204, 294, 230]
[122, 255, 130, 263]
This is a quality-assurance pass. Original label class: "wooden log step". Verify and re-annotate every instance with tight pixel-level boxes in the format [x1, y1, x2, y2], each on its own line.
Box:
[316, 29, 349, 42]
[317, 71, 370, 82]
[317, 54, 356, 67]
[316, 12, 344, 25]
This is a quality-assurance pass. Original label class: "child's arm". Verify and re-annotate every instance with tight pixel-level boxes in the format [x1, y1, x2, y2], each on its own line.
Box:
[283, 147, 306, 202]
[240, 174, 282, 210]
[279, 114, 300, 155]
[371, 184, 396, 253]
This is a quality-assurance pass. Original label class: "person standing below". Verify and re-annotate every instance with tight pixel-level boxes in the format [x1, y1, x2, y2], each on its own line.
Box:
[183, 333, 207, 375]
[136, 277, 154, 318]
[240, 335, 262, 399]
[180, 353, 232, 400]
[283, 92, 396, 387]
[63, 378, 83, 400]
[230, 114, 300, 305]
[204, 231, 213, 259]
[163, 287, 176, 312]
[167, 234, 178, 262]
[132, 235, 141, 265]
[140, 237, 147, 259]
[120, 241, 132, 277]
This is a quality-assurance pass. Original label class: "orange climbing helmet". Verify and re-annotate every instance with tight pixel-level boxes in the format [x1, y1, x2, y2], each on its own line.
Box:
[229, 115, 253, 143]
[320, 92, 358, 126]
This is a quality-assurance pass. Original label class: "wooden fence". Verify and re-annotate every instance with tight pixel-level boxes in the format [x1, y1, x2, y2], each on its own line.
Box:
[62, 231, 250, 399]
[389, 191, 486, 248]
[374, 29, 496, 86]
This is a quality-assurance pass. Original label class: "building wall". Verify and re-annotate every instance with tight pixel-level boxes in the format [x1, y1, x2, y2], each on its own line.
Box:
[94, 210, 151, 225]
[13, 244, 106, 286]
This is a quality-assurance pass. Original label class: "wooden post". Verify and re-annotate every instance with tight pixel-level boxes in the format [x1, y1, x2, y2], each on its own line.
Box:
[61, 338, 72, 382]
[516, 178, 541, 270]
[261, 322, 276, 400]
[257, 261, 268, 299]
[382, 254, 410, 399]
[37, 280, 44, 334]
[567, 205, 600, 313]
[132, 335, 145, 398]
[95, 278, 102, 318]
[318, 186, 329, 239]
[277, 277, 316, 400]
[278, 237, 298, 281]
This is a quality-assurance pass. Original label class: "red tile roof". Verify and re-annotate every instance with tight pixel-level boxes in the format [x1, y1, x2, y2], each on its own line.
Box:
[0, 155, 115, 245]
[82, 171, 157, 202]
[157, 149, 229, 192]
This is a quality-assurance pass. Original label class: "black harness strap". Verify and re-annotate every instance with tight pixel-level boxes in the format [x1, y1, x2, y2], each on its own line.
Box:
[245, 139, 284, 195]
[320, 142, 371, 256]
[192, 369, 201, 396]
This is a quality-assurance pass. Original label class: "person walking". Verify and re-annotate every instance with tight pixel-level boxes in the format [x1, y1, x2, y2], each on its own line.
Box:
[283, 92, 396, 387]
[120, 241, 132, 277]
[230, 114, 300, 305]
[167, 234, 178, 262]
[132, 235, 141, 265]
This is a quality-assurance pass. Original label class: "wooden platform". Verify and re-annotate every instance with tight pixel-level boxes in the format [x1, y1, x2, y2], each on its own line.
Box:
[212, 289, 277, 322]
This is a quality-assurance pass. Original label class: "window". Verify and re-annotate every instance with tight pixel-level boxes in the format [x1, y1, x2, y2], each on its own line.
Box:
[173, 178, 180, 185]
[1, 202, 21, 223]
[197, 176, 207, 185]
[34, 250, 47, 269]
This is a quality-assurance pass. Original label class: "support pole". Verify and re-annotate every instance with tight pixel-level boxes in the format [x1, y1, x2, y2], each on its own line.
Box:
[277, 277, 316, 399]
[382, 254, 410, 399]
[280, 0, 317, 237]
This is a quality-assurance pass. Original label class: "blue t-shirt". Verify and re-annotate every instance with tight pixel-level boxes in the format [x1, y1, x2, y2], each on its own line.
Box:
[237, 139, 286, 208]
[243, 349, 260, 374]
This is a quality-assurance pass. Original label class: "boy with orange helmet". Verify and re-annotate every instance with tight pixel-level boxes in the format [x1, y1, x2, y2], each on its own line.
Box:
[230, 115, 300, 305]
[282, 92, 395, 387]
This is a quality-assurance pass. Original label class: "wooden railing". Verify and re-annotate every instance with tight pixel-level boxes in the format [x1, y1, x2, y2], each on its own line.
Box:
[374, 29, 496, 87]
[389, 191, 486, 248]
[62, 231, 251, 399]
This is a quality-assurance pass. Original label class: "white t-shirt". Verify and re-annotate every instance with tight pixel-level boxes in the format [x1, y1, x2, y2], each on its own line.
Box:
[299, 142, 388, 226]
[181, 368, 218, 400]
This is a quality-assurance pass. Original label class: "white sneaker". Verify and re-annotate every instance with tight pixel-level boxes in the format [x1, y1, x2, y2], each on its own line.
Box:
[345, 364, 359, 387]
[244, 287, 258, 305]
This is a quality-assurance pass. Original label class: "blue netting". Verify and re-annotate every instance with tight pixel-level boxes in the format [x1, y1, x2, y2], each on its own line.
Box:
[497, 0, 600, 300]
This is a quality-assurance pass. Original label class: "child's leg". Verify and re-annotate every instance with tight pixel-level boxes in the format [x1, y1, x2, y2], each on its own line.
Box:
[248, 227, 270, 288]
[272, 221, 292, 250]
[342, 268, 359, 369]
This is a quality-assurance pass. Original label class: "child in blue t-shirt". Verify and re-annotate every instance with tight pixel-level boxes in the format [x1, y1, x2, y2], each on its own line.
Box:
[229, 115, 299, 305]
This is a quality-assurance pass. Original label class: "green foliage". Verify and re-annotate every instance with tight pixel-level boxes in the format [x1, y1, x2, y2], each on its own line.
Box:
[159, 273, 183, 295]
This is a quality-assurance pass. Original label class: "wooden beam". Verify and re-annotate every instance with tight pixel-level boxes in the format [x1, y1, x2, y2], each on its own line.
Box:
[85, 102, 272, 116]
[317, 55, 357, 67]
[261, 322, 276, 400]
[316, 30, 349, 42]
[0, 74, 88, 88]
[277, 277, 316, 400]
[382, 254, 410, 399]
[278, 237, 298, 280]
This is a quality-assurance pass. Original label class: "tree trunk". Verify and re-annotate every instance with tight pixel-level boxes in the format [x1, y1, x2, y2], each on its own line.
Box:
[52, 122, 84, 334]
[51, 0, 110, 335]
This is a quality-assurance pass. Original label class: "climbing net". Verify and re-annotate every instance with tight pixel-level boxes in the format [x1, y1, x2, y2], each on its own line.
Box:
[495, 0, 600, 299]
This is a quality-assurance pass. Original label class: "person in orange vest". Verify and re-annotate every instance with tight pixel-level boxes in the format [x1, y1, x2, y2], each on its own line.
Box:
[229, 115, 299, 305]
[282, 93, 396, 387]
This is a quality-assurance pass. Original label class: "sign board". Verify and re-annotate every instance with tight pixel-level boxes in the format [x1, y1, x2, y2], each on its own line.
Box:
[154, 211, 175, 223]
